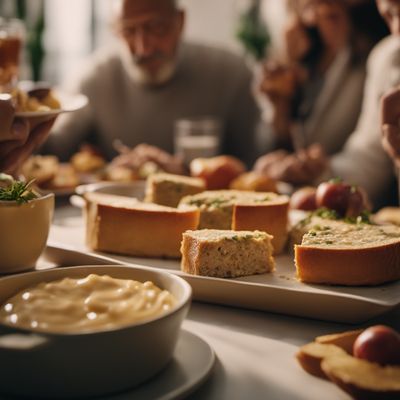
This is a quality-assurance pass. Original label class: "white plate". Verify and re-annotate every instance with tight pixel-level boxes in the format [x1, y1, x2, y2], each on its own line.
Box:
[101, 329, 214, 400]
[44, 213, 400, 324]
[15, 89, 88, 118]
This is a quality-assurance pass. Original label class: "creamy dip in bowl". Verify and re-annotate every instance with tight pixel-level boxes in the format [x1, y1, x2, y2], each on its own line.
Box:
[0, 265, 191, 398]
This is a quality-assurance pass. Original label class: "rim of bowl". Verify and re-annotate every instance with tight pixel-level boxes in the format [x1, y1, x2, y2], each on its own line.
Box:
[0, 192, 54, 207]
[0, 264, 192, 337]
[75, 181, 146, 196]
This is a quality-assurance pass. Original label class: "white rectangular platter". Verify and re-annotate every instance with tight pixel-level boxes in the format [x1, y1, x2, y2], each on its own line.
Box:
[44, 214, 400, 324]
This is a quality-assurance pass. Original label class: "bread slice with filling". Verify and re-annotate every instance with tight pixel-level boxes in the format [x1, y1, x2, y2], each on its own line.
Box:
[181, 229, 275, 278]
[179, 190, 289, 254]
[84, 192, 199, 258]
[295, 221, 400, 285]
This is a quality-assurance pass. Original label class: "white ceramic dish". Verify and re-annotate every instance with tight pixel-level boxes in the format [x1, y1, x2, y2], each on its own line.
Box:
[103, 329, 215, 400]
[44, 214, 400, 324]
[0, 264, 192, 398]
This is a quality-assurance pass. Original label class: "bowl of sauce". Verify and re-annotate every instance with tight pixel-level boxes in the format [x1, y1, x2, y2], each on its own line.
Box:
[0, 264, 192, 398]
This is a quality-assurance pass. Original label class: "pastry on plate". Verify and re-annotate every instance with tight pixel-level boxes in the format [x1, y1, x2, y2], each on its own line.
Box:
[180, 190, 289, 254]
[181, 229, 275, 278]
[84, 192, 199, 258]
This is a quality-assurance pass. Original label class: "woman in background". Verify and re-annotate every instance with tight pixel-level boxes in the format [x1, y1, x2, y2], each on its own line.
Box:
[256, 0, 388, 162]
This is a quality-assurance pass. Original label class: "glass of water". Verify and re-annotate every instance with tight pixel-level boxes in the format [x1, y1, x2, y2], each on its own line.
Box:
[174, 117, 222, 165]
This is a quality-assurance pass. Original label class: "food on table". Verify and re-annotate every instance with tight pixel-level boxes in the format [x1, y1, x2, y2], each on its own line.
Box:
[70, 144, 106, 173]
[145, 172, 205, 208]
[315, 329, 364, 355]
[297, 326, 400, 399]
[315, 179, 370, 218]
[296, 342, 348, 379]
[322, 353, 400, 400]
[180, 190, 289, 254]
[12, 87, 61, 112]
[44, 164, 79, 190]
[181, 229, 274, 278]
[84, 192, 199, 258]
[289, 186, 317, 211]
[22, 155, 80, 191]
[106, 142, 185, 182]
[295, 219, 400, 285]
[229, 171, 278, 193]
[0, 274, 176, 333]
[373, 207, 400, 226]
[189, 155, 246, 190]
[353, 325, 400, 366]
[297, 330, 362, 379]
[21, 155, 59, 185]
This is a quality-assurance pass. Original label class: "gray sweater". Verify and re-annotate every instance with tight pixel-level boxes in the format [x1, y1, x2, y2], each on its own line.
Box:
[47, 42, 260, 164]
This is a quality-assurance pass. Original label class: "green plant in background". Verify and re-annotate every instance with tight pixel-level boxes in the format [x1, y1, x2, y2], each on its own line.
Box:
[16, 0, 46, 82]
[236, 0, 270, 61]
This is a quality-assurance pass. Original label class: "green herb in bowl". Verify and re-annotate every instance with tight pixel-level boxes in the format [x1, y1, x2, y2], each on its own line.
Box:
[0, 174, 38, 204]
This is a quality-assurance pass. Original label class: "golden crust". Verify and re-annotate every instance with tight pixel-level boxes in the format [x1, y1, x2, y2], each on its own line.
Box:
[295, 241, 400, 285]
[232, 198, 289, 254]
[85, 198, 199, 258]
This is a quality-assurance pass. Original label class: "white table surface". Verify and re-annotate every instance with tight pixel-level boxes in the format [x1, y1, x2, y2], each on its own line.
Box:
[48, 203, 400, 400]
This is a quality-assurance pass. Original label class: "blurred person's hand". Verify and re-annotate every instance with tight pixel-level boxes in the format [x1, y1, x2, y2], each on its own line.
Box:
[259, 61, 298, 101]
[381, 87, 400, 168]
[258, 61, 300, 146]
[0, 96, 56, 175]
[254, 144, 328, 186]
[112, 142, 185, 175]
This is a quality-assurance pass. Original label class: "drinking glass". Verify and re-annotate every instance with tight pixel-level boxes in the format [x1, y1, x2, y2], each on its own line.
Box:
[0, 18, 25, 93]
[174, 117, 222, 165]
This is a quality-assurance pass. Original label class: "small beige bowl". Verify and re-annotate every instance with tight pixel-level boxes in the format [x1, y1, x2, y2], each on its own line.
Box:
[0, 193, 54, 273]
[0, 264, 192, 398]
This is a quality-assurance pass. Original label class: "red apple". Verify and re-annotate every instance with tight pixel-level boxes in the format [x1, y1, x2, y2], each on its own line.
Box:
[315, 181, 366, 217]
[353, 325, 400, 366]
[290, 187, 317, 211]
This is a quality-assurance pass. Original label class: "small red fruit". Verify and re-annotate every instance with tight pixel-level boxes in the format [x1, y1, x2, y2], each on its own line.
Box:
[290, 187, 317, 211]
[316, 181, 365, 217]
[353, 325, 400, 366]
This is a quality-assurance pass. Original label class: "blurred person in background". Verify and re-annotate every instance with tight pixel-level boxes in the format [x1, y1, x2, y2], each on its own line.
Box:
[256, 0, 400, 208]
[0, 96, 55, 174]
[43, 0, 259, 170]
[256, 0, 387, 153]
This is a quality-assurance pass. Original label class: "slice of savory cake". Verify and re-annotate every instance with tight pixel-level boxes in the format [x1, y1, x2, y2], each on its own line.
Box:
[84, 192, 199, 258]
[181, 229, 275, 278]
[295, 222, 400, 285]
[145, 173, 205, 207]
[179, 190, 289, 254]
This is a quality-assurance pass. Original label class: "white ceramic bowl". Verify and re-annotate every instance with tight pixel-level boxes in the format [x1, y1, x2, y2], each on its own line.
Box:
[0, 264, 192, 398]
[0, 193, 54, 273]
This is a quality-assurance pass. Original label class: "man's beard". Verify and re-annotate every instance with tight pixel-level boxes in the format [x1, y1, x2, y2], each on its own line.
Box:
[120, 44, 177, 86]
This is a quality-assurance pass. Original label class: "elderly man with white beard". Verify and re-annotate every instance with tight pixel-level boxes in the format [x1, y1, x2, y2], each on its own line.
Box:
[44, 0, 260, 170]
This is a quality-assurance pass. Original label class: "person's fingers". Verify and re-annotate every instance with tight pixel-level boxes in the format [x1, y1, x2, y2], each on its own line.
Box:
[0, 119, 29, 159]
[381, 87, 400, 126]
[0, 95, 15, 141]
[0, 118, 56, 174]
[382, 124, 400, 161]
[29, 118, 56, 149]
